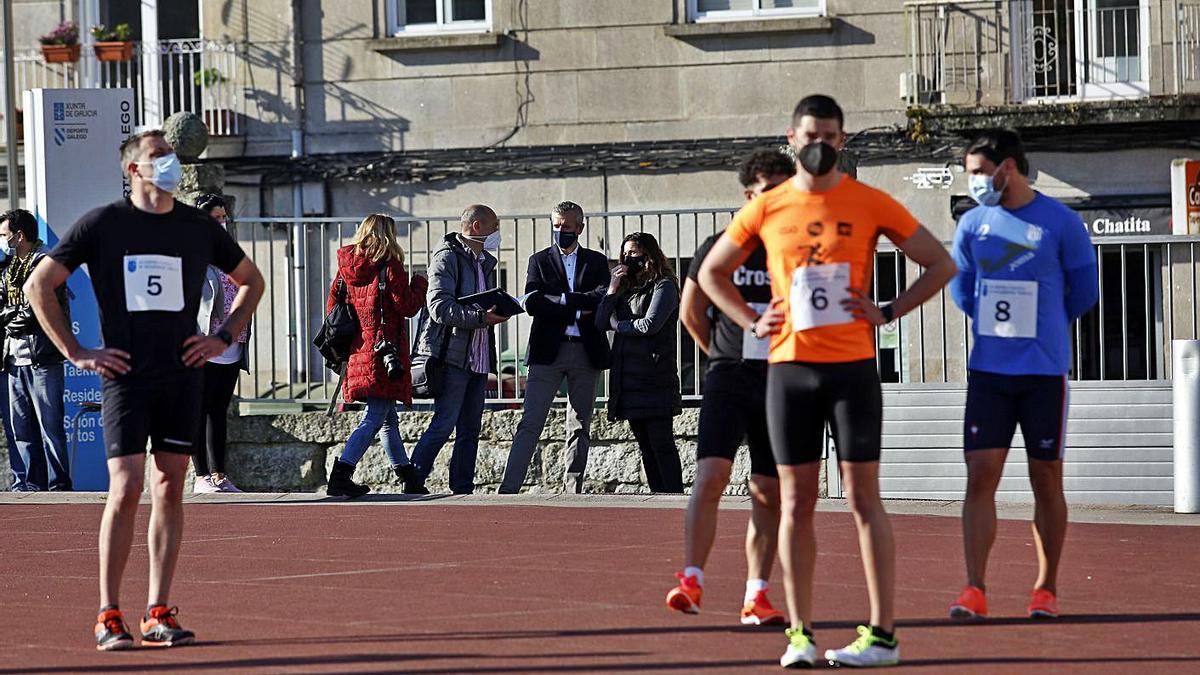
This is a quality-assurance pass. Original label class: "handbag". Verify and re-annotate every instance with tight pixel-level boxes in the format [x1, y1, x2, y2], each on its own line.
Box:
[312, 274, 360, 373]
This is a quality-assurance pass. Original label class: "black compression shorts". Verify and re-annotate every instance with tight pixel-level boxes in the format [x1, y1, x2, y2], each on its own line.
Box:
[766, 359, 883, 465]
[696, 362, 777, 478]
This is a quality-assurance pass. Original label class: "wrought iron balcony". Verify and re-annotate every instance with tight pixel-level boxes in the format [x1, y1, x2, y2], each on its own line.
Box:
[904, 1, 1197, 106]
[3, 38, 244, 137]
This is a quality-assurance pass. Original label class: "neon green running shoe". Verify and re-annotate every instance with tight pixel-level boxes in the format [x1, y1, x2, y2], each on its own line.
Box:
[824, 625, 899, 667]
[780, 626, 816, 668]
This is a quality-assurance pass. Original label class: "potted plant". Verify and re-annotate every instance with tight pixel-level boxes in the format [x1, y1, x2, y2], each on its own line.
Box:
[195, 68, 237, 134]
[91, 23, 134, 61]
[39, 21, 80, 63]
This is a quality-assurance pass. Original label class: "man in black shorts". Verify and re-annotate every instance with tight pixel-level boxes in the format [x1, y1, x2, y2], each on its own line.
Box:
[25, 129, 264, 650]
[666, 150, 794, 625]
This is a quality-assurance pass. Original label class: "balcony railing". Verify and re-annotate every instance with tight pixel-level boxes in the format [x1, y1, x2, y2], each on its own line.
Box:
[905, 1, 1174, 105]
[2, 38, 243, 138]
[1180, 2, 1200, 91]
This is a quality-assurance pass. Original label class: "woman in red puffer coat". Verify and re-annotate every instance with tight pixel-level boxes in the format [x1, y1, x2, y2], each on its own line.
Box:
[324, 214, 428, 498]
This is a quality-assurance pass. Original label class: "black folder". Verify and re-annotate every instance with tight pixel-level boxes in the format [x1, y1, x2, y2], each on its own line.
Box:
[457, 287, 525, 317]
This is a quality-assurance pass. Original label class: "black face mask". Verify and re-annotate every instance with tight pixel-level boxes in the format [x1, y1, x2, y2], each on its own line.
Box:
[554, 229, 578, 249]
[623, 255, 646, 272]
[798, 142, 839, 177]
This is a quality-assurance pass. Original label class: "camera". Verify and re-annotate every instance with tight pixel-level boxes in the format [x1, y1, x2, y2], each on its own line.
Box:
[374, 338, 406, 380]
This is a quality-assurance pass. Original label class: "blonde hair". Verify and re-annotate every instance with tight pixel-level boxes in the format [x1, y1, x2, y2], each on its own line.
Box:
[352, 214, 405, 264]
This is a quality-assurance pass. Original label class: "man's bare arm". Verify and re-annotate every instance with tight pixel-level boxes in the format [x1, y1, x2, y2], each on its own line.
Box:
[843, 227, 957, 325]
[697, 236, 757, 330]
[181, 256, 265, 367]
[680, 278, 712, 355]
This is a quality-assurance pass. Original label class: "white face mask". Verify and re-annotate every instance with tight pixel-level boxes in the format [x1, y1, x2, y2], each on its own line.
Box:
[137, 152, 183, 193]
[469, 230, 502, 251]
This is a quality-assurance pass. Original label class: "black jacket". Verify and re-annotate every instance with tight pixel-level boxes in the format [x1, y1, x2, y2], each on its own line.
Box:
[523, 245, 611, 370]
[0, 248, 69, 368]
[596, 277, 682, 421]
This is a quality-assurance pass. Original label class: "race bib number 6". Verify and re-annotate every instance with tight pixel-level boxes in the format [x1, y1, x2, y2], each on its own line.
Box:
[124, 254, 184, 312]
[978, 279, 1037, 338]
[790, 263, 853, 332]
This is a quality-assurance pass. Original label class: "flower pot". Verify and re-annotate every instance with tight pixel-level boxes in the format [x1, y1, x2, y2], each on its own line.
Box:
[40, 44, 80, 63]
[203, 108, 238, 135]
[93, 41, 135, 62]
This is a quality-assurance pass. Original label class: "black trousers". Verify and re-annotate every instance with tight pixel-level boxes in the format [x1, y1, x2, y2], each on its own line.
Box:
[194, 362, 241, 476]
[628, 416, 682, 493]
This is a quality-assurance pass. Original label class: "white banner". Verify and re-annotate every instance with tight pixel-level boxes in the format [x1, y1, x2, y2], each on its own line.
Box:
[24, 88, 134, 491]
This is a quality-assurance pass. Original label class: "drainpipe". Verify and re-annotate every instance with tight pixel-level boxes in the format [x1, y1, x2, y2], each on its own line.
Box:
[290, 0, 307, 386]
[3, 0, 18, 209]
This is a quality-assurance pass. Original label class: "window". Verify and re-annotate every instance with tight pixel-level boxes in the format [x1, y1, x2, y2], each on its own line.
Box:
[390, 0, 490, 34]
[689, 0, 825, 22]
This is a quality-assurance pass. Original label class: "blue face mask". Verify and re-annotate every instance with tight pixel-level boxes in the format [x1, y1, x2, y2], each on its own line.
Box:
[141, 153, 182, 193]
[968, 171, 1006, 207]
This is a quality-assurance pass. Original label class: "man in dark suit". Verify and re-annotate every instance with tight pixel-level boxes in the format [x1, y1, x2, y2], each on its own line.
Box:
[500, 201, 611, 493]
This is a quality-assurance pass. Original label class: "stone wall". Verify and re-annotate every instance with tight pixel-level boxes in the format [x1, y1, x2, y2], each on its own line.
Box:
[1, 405, 828, 495]
[223, 405, 827, 496]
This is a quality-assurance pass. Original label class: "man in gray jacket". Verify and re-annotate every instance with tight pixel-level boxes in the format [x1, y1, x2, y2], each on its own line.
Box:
[0, 209, 71, 491]
[409, 204, 509, 494]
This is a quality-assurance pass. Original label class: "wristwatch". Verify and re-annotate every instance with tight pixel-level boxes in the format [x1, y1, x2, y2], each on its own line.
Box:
[216, 328, 234, 346]
[748, 314, 763, 338]
[880, 303, 896, 323]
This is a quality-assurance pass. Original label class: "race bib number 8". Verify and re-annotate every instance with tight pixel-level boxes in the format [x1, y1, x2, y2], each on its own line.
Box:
[978, 279, 1037, 338]
[124, 254, 184, 312]
[790, 263, 853, 332]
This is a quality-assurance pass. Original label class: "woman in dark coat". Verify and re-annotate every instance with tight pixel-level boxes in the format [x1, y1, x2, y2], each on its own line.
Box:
[596, 232, 683, 493]
[325, 214, 428, 497]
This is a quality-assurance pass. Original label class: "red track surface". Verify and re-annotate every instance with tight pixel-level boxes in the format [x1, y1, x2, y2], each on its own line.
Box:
[1, 501, 1198, 673]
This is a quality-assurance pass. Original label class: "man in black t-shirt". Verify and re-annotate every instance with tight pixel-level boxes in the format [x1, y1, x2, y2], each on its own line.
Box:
[25, 129, 264, 651]
[665, 151, 794, 625]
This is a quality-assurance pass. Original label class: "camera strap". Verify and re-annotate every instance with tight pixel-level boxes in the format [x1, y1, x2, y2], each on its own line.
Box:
[376, 262, 388, 332]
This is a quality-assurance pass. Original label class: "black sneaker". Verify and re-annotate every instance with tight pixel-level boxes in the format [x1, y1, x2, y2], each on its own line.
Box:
[140, 606, 195, 647]
[94, 609, 134, 651]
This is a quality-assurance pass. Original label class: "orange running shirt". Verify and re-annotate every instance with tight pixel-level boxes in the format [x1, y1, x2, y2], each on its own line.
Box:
[724, 175, 921, 364]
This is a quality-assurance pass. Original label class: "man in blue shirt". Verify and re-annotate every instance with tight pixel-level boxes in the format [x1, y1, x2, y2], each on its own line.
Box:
[947, 129, 1098, 622]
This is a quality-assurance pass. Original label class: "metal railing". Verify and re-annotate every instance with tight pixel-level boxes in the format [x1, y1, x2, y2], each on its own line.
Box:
[1, 38, 242, 137]
[230, 212, 1200, 404]
[905, 1, 1163, 104]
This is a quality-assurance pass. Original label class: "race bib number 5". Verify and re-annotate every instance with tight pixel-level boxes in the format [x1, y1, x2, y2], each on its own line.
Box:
[978, 279, 1037, 338]
[790, 263, 853, 332]
[124, 254, 184, 312]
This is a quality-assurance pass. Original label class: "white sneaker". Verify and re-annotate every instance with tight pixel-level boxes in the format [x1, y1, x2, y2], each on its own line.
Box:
[780, 627, 816, 668]
[193, 475, 220, 494]
[212, 475, 242, 493]
[824, 625, 899, 668]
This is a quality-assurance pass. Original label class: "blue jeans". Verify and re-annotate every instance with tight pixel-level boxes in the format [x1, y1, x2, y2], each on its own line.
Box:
[410, 364, 487, 494]
[338, 397, 409, 467]
[8, 363, 70, 491]
[1, 371, 26, 491]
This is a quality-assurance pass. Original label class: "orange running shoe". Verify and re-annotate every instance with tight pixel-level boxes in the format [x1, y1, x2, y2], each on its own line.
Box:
[740, 590, 785, 626]
[1028, 588, 1059, 619]
[140, 605, 195, 647]
[948, 585, 988, 620]
[94, 609, 134, 651]
[665, 573, 702, 615]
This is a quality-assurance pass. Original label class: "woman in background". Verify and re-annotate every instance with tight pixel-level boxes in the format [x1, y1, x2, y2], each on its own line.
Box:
[194, 193, 251, 493]
[325, 214, 428, 498]
[596, 232, 684, 493]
